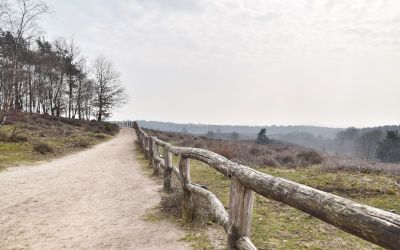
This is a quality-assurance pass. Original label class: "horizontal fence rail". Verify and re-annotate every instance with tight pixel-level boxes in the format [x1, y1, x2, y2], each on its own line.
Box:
[110, 121, 134, 128]
[133, 122, 400, 250]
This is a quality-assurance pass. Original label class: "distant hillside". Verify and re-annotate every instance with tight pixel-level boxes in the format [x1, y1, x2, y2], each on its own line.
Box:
[137, 120, 343, 139]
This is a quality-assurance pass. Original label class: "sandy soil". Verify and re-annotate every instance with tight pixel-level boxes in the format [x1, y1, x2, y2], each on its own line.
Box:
[0, 128, 190, 250]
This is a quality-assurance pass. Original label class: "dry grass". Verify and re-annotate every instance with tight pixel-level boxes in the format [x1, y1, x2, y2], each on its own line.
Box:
[323, 155, 400, 175]
[145, 129, 323, 168]
[137, 129, 400, 249]
[0, 111, 119, 169]
[146, 128, 400, 175]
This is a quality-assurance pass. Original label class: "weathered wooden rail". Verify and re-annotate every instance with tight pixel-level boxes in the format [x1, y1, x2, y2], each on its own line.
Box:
[111, 120, 134, 128]
[133, 122, 400, 250]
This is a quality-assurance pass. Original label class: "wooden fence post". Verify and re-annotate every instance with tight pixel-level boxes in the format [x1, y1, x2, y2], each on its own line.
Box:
[142, 136, 147, 158]
[179, 156, 193, 222]
[227, 177, 255, 249]
[146, 137, 151, 159]
[141, 134, 145, 150]
[149, 137, 154, 168]
[154, 142, 161, 175]
[142, 134, 146, 149]
[163, 149, 173, 193]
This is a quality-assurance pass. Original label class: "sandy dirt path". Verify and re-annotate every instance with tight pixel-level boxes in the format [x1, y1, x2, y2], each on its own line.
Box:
[0, 128, 190, 250]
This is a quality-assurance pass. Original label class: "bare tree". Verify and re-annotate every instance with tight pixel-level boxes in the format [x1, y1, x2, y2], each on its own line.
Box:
[64, 39, 81, 118]
[356, 129, 384, 161]
[4, 0, 48, 110]
[1, 2, 125, 121]
[92, 55, 126, 121]
[0, 0, 8, 20]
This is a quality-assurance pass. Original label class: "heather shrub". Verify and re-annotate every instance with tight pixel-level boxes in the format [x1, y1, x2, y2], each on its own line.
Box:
[8, 135, 28, 143]
[262, 157, 280, 167]
[249, 146, 261, 155]
[73, 140, 90, 148]
[144, 128, 327, 169]
[33, 143, 53, 154]
[160, 190, 183, 217]
[297, 151, 324, 166]
[211, 144, 235, 159]
[276, 155, 296, 167]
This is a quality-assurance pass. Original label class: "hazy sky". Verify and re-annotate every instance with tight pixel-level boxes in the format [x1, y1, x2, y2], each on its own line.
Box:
[39, 0, 400, 127]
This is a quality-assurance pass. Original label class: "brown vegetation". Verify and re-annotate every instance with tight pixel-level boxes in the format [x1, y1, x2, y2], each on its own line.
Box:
[136, 127, 400, 249]
[0, 111, 119, 169]
[33, 143, 53, 154]
[145, 129, 324, 168]
[145, 128, 400, 175]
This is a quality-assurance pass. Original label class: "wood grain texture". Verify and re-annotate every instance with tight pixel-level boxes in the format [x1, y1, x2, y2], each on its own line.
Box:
[228, 177, 254, 249]
[187, 183, 229, 231]
[235, 237, 257, 250]
[163, 150, 173, 193]
[179, 157, 193, 223]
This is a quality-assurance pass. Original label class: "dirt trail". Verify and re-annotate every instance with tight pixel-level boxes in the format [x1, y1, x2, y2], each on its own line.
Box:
[0, 128, 190, 250]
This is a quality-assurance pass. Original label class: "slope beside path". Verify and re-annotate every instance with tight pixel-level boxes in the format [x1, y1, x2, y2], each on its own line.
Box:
[0, 128, 190, 250]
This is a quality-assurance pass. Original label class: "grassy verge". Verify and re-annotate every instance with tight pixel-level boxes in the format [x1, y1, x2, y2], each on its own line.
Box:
[135, 143, 216, 249]
[0, 112, 119, 170]
[135, 142, 399, 249]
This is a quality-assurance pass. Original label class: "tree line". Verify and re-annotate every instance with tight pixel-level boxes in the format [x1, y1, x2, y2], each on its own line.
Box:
[0, 0, 126, 122]
[335, 127, 400, 163]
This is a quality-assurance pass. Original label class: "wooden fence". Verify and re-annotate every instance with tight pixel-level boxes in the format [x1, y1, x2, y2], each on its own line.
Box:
[133, 122, 400, 250]
[110, 121, 134, 128]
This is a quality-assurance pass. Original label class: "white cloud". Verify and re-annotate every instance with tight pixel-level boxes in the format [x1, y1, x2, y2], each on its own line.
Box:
[39, 0, 400, 127]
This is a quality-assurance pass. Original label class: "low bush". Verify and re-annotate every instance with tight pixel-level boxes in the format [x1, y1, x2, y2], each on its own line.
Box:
[8, 135, 28, 143]
[297, 151, 324, 166]
[249, 146, 261, 155]
[211, 144, 235, 159]
[0, 132, 8, 142]
[160, 190, 183, 217]
[276, 155, 296, 167]
[262, 157, 280, 167]
[87, 121, 119, 135]
[0, 133, 28, 143]
[73, 140, 90, 148]
[144, 128, 327, 169]
[94, 133, 107, 139]
[33, 143, 53, 154]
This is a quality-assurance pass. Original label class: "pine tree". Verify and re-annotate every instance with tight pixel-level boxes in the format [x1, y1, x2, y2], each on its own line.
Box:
[256, 128, 270, 145]
[376, 130, 400, 162]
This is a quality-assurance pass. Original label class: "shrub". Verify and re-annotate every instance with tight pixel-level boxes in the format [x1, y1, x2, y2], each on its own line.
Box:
[256, 128, 270, 145]
[262, 157, 280, 167]
[64, 130, 74, 136]
[33, 143, 53, 154]
[160, 190, 183, 217]
[104, 123, 114, 134]
[73, 140, 90, 148]
[213, 144, 235, 159]
[276, 155, 295, 167]
[297, 151, 324, 166]
[193, 141, 206, 148]
[160, 189, 214, 225]
[88, 122, 119, 135]
[0, 132, 7, 142]
[376, 130, 400, 163]
[0, 133, 28, 143]
[8, 135, 28, 143]
[95, 133, 107, 139]
[249, 146, 261, 155]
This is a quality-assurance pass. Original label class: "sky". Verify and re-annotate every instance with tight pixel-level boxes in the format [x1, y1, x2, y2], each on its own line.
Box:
[38, 0, 400, 128]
